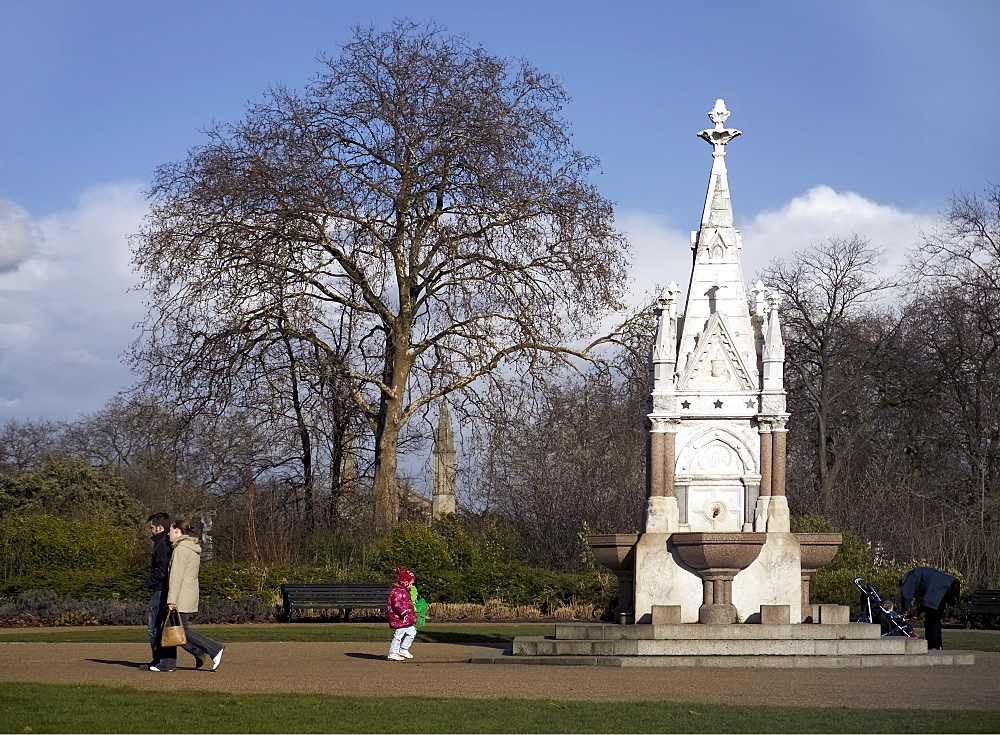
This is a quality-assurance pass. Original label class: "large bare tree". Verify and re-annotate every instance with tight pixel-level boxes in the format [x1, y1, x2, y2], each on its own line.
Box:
[130, 21, 630, 533]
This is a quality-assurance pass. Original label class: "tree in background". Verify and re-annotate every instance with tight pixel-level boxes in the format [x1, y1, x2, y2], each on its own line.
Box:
[757, 236, 899, 517]
[0, 455, 145, 529]
[467, 310, 651, 570]
[909, 184, 1000, 527]
[130, 21, 630, 534]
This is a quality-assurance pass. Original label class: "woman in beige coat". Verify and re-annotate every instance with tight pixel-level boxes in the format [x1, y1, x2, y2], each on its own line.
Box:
[149, 519, 226, 672]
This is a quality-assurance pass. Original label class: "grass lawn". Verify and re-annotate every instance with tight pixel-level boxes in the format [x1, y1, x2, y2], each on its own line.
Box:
[0, 622, 555, 645]
[1, 624, 997, 651]
[1, 683, 998, 734]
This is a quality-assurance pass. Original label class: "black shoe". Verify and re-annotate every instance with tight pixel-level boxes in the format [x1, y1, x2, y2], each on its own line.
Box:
[195, 654, 209, 669]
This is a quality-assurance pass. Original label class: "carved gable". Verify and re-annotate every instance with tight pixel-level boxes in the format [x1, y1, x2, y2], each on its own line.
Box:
[677, 313, 755, 391]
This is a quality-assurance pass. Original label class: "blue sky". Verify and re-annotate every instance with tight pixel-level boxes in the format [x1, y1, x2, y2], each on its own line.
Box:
[0, 0, 998, 422]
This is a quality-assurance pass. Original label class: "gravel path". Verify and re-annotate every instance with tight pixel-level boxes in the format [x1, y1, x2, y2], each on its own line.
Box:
[1, 640, 998, 711]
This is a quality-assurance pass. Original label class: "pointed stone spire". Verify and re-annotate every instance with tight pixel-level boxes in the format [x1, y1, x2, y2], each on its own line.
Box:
[762, 294, 786, 392]
[697, 99, 741, 230]
[651, 282, 681, 397]
[676, 100, 756, 385]
[431, 398, 457, 518]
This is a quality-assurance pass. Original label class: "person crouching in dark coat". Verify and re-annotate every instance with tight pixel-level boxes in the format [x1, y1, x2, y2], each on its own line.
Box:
[900, 566, 961, 651]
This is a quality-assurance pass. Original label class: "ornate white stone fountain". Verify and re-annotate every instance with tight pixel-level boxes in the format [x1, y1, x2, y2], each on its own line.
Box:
[472, 101, 972, 667]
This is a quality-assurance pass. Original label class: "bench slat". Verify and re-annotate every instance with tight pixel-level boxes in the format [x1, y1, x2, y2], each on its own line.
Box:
[965, 590, 1000, 628]
[280, 583, 393, 621]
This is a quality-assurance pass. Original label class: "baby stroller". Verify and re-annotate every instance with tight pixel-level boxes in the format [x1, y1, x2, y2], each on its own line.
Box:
[854, 577, 917, 638]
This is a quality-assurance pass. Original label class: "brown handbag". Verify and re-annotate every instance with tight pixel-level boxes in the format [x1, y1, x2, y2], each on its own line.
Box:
[161, 609, 187, 647]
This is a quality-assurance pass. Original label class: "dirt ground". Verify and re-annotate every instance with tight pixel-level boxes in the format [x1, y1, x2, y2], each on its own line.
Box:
[1, 638, 999, 712]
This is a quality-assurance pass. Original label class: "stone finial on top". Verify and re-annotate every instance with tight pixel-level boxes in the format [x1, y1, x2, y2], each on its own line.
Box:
[751, 280, 769, 318]
[698, 99, 741, 153]
[657, 281, 681, 307]
[708, 98, 731, 125]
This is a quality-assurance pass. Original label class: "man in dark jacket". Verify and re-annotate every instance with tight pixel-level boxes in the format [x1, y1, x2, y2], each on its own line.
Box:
[144, 512, 172, 669]
[900, 566, 961, 651]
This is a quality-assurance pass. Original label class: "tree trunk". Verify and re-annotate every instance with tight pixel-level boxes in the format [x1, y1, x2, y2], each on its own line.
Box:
[283, 335, 314, 533]
[371, 331, 413, 535]
[817, 367, 835, 518]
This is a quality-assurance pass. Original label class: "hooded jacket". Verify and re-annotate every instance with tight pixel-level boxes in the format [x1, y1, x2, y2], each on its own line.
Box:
[145, 529, 171, 592]
[166, 535, 202, 613]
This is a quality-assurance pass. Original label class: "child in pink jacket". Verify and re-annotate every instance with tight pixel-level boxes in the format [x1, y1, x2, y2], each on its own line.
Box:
[386, 568, 417, 661]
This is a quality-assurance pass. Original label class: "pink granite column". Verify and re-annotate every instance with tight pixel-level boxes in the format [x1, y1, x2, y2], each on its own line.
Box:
[771, 427, 787, 497]
[649, 422, 676, 498]
[759, 426, 773, 497]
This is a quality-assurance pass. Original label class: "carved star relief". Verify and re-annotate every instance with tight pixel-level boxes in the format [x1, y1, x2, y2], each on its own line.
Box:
[681, 400, 691, 410]
[746, 399, 756, 409]
[713, 399, 724, 409]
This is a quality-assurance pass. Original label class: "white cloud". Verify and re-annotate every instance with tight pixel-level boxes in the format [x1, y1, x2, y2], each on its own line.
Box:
[622, 186, 942, 310]
[0, 182, 147, 420]
[618, 209, 693, 308]
[0, 199, 41, 272]
[739, 185, 939, 278]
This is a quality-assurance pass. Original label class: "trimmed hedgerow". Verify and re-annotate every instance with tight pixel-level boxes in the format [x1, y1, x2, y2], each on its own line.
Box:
[0, 513, 142, 583]
[0, 588, 271, 626]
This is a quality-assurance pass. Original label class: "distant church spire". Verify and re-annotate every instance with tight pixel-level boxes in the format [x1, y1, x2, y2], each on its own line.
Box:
[431, 398, 457, 518]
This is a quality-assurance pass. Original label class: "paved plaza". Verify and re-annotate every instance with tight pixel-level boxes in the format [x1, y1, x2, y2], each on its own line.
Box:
[1, 639, 998, 711]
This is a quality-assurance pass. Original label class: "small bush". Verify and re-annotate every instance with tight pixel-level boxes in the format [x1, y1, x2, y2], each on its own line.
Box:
[195, 595, 270, 624]
[0, 589, 143, 626]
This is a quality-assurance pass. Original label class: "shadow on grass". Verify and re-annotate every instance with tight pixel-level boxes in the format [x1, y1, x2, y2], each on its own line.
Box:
[414, 631, 511, 647]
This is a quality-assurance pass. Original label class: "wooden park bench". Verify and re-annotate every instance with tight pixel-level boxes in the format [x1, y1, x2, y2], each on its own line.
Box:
[965, 589, 1000, 628]
[280, 583, 392, 622]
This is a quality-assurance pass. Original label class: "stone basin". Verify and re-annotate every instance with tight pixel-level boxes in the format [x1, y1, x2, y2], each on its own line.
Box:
[795, 533, 843, 622]
[671, 532, 767, 624]
[587, 534, 639, 623]
[796, 533, 843, 572]
[587, 533, 639, 572]
[671, 532, 767, 572]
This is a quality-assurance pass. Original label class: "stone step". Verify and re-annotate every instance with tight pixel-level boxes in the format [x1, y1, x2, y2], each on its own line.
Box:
[470, 649, 975, 668]
[555, 622, 883, 641]
[513, 635, 926, 657]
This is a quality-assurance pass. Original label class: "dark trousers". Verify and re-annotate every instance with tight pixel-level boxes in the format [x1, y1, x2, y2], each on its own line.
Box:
[921, 605, 944, 649]
[147, 590, 166, 663]
[157, 612, 224, 670]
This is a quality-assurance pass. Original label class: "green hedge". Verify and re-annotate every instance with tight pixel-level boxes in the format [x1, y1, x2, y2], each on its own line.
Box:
[373, 521, 615, 611]
[1, 567, 147, 601]
[0, 514, 142, 584]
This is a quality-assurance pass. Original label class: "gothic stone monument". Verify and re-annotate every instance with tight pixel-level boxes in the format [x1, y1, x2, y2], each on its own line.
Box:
[472, 101, 973, 666]
[634, 98, 800, 625]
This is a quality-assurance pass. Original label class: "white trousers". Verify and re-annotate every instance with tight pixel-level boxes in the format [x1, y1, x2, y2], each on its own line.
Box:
[389, 625, 416, 654]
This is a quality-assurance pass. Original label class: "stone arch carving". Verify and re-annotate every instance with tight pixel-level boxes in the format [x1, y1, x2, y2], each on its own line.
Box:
[676, 426, 758, 477]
